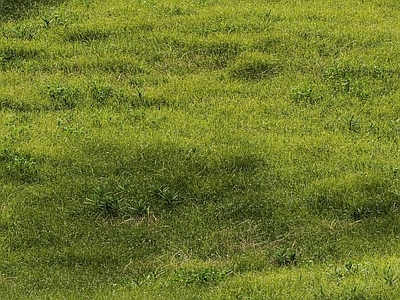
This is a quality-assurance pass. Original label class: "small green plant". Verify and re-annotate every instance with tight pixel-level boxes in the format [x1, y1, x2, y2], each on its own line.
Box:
[343, 287, 366, 300]
[345, 261, 359, 274]
[383, 266, 398, 286]
[330, 266, 347, 282]
[347, 115, 360, 133]
[46, 84, 81, 110]
[291, 87, 322, 104]
[329, 262, 360, 283]
[129, 77, 145, 102]
[152, 184, 180, 208]
[128, 199, 150, 217]
[89, 81, 114, 106]
[57, 119, 85, 135]
[0, 149, 38, 183]
[324, 65, 369, 99]
[273, 248, 297, 267]
[85, 185, 123, 218]
[324, 66, 353, 93]
[40, 16, 53, 27]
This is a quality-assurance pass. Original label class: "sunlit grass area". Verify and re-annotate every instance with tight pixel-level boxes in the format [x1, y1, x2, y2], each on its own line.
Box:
[0, 0, 399, 298]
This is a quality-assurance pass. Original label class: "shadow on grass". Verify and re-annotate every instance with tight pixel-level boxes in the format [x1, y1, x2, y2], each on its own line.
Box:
[0, 0, 68, 21]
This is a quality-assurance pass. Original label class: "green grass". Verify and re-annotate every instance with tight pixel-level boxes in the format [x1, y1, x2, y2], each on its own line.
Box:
[1, 0, 400, 298]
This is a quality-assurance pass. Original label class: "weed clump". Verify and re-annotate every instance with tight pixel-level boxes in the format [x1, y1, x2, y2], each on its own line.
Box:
[85, 184, 151, 219]
[0, 149, 39, 183]
[152, 183, 180, 209]
[272, 248, 297, 267]
[85, 185, 122, 218]
[45, 84, 82, 110]
[291, 87, 322, 104]
[89, 81, 114, 106]
[323, 65, 370, 99]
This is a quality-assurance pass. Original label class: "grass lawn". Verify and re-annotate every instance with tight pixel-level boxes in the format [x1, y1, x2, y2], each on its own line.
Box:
[0, 0, 399, 298]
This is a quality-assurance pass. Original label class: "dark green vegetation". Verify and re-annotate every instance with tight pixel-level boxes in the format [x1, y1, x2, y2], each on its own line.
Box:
[0, 0, 399, 298]
[0, 0, 68, 21]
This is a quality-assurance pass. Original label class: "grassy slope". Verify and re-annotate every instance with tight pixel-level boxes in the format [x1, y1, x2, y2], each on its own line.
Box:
[0, 0, 399, 298]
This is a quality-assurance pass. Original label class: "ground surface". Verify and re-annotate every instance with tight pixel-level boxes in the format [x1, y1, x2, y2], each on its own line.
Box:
[0, 0, 399, 299]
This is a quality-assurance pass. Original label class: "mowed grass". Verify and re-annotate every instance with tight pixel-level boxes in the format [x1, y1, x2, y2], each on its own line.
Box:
[0, 0, 400, 298]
